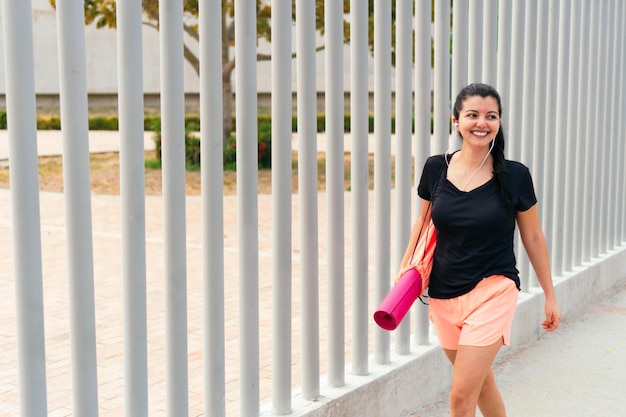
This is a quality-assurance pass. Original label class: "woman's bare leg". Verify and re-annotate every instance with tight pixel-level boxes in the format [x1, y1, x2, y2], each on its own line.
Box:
[443, 339, 506, 417]
[476, 367, 506, 417]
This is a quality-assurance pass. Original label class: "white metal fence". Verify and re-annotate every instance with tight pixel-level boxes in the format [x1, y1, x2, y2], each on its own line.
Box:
[2, 0, 626, 416]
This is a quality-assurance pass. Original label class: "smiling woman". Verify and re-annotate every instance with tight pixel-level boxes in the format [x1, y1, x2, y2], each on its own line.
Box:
[396, 83, 561, 417]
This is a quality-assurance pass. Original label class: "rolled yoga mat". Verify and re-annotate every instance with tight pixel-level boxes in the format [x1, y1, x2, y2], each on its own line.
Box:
[373, 268, 423, 331]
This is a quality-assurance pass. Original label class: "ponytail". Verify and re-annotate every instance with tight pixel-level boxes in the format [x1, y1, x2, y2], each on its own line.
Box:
[491, 128, 514, 212]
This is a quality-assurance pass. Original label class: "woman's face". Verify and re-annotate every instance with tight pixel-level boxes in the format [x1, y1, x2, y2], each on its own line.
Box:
[454, 95, 500, 148]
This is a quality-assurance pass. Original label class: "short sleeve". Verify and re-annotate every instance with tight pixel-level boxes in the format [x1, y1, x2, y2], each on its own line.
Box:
[506, 161, 537, 212]
[417, 155, 446, 201]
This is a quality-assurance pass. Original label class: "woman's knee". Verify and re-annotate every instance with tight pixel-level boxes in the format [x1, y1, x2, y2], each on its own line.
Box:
[449, 385, 478, 415]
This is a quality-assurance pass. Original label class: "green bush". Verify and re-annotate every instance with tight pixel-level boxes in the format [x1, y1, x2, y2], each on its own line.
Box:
[289, 114, 384, 134]
[4, 112, 436, 135]
[152, 129, 201, 170]
[222, 119, 272, 171]
[37, 116, 62, 130]
[88, 116, 119, 130]
[185, 116, 201, 132]
[144, 116, 161, 132]
[223, 134, 237, 171]
[143, 115, 201, 133]
[257, 119, 272, 169]
[185, 133, 201, 170]
[144, 157, 161, 169]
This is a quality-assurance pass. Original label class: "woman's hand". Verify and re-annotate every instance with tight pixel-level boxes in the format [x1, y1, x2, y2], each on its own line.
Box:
[394, 265, 415, 285]
[541, 296, 561, 332]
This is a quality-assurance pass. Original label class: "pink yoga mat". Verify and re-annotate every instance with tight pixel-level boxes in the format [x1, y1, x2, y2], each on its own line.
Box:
[373, 268, 423, 331]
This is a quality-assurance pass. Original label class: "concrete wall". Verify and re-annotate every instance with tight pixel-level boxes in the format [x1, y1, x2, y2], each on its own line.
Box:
[262, 245, 626, 417]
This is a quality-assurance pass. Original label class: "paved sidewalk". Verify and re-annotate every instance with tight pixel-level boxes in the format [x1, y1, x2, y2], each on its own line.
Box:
[0, 129, 156, 161]
[409, 280, 626, 417]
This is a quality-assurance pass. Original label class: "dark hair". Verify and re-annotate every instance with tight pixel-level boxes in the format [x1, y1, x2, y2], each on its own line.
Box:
[452, 83, 514, 211]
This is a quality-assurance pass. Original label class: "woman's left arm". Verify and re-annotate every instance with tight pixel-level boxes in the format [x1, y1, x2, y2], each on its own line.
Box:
[517, 204, 561, 332]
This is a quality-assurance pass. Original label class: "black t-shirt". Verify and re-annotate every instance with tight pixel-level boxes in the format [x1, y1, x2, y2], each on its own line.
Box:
[417, 154, 537, 299]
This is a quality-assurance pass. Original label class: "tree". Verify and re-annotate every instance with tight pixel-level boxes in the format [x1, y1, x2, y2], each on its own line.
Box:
[50, 1, 416, 142]
[51, 0, 336, 142]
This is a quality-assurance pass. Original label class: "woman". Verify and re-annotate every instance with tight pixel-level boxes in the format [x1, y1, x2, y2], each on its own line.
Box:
[398, 83, 561, 417]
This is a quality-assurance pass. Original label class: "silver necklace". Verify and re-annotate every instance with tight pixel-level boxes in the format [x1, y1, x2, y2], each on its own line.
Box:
[445, 141, 495, 191]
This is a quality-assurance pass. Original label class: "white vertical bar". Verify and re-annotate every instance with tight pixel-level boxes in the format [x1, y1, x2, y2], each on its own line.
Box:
[271, 0, 292, 411]
[373, 0, 392, 365]
[602, 0, 623, 251]
[583, 1, 601, 260]
[520, 0, 536, 169]
[519, 0, 536, 290]
[394, 0, 414, 355]
[597, 0, 611, 253]
[235, 0, 260, 413]
[509, 0, 526, 290]
[563, 0, 581, 271]
[550, 2, 570, 276]
[482, 0, 498, 86]
[572, 0, 591, 265]
[609, 1, 625, 248]
[531, 0, 549, 205]
[350, 0, 369, 375]
[508, 0, 525, 161]
[296, 0, 320, 399]
[1, 0, 48, 415]
[433, 0, 451, 154]
[325, 0, 345, 386]
[199, 0, 226, 416]
[159, 0, 189, 414]
[451, 0, 468, 150]
[617, 3, 626, 244]
[592, 1, 609, 256]
[117, 0, 148, 415]
[541, 0, 559, 263]
[496, 0, 512, 117]
[55, 0, 99, 414]
[413, 0, 432, 346]
[468, 0, 484, 83]
[531, 0, 549, 288]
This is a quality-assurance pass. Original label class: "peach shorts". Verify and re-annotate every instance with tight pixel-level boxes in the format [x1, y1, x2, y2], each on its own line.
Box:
[428, 275, 519, 350]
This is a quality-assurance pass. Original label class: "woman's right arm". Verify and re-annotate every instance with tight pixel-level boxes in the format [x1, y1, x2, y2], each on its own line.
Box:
[396, 198, 432, 282]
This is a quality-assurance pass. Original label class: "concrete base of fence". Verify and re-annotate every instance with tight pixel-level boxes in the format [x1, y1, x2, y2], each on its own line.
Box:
[261, 344, 452, 417]
[261, 244, 626, 417]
